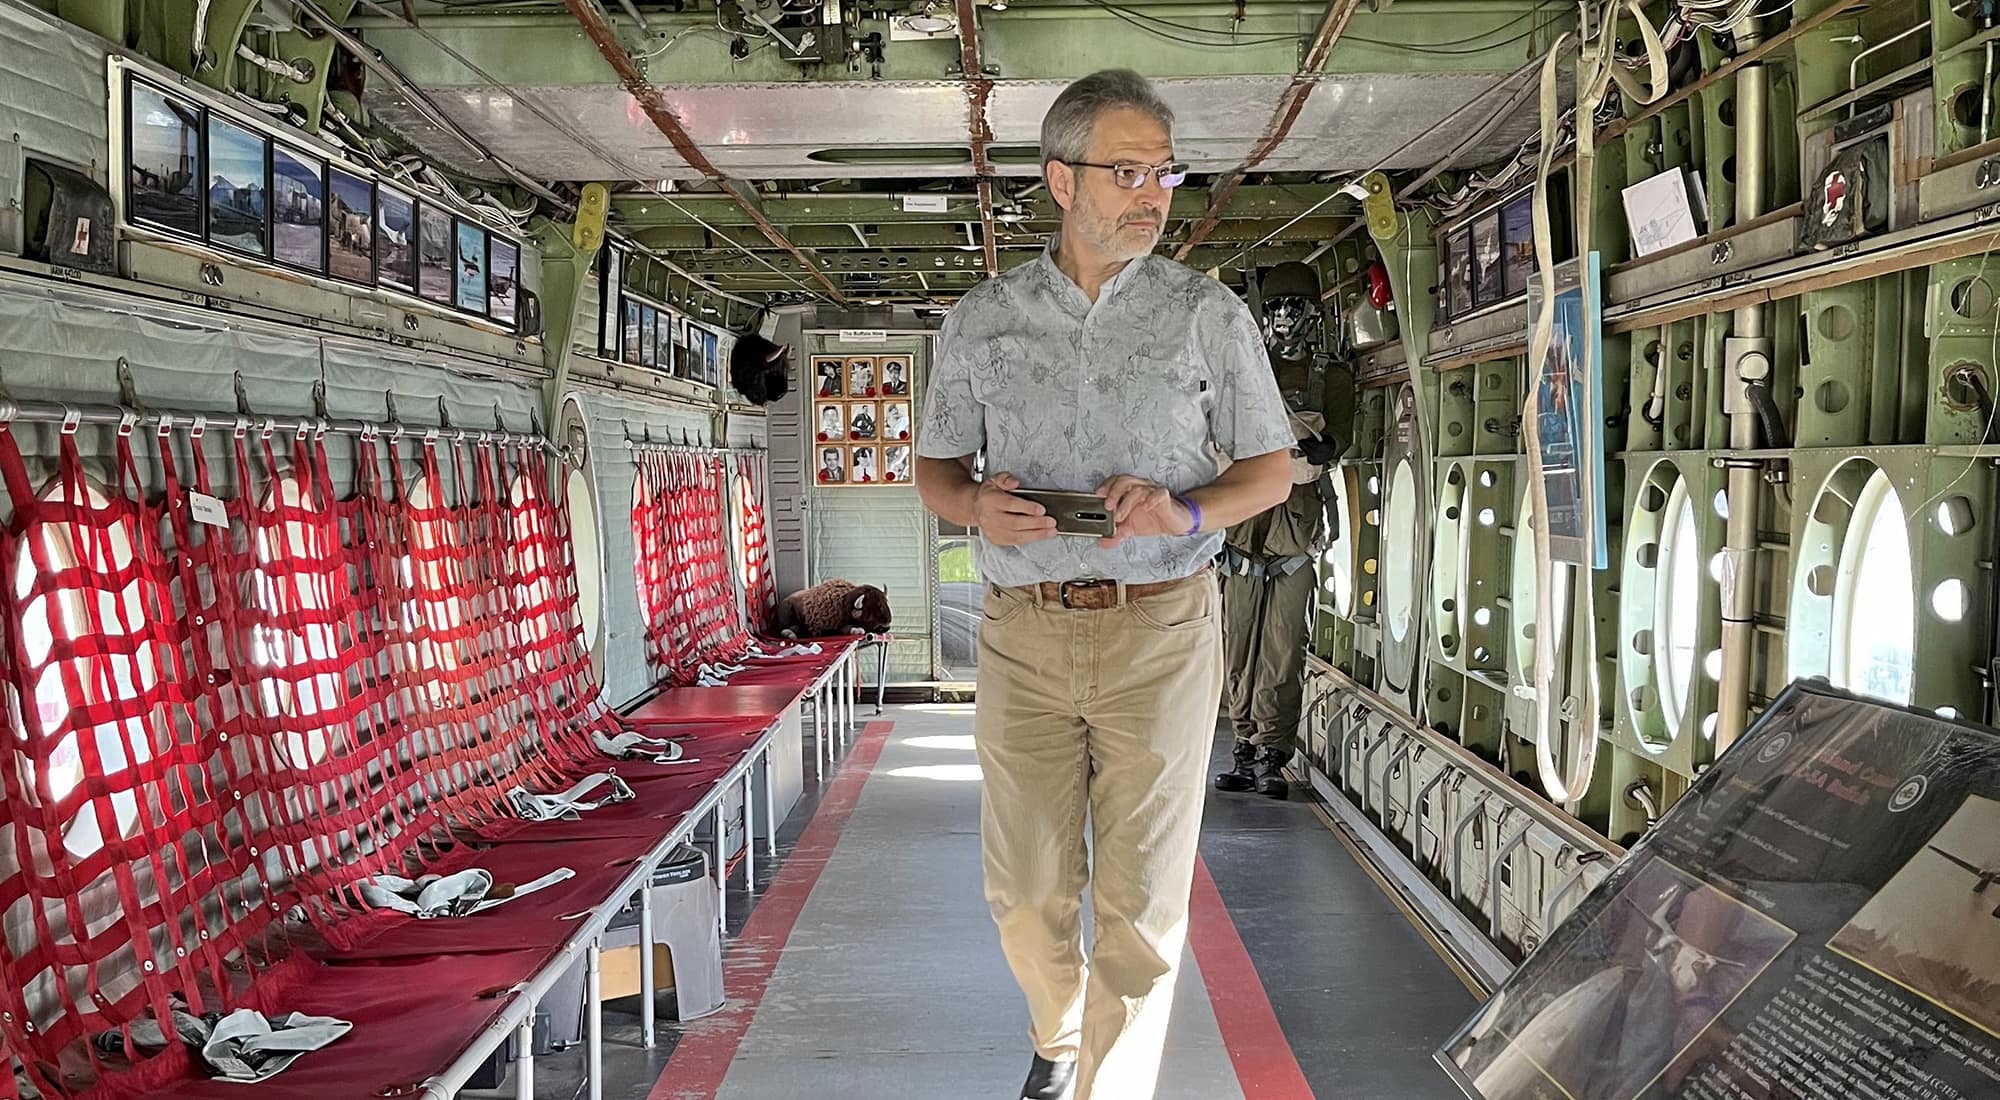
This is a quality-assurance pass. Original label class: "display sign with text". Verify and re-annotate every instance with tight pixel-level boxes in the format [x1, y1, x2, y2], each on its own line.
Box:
[1440, 680, 2000, 1100]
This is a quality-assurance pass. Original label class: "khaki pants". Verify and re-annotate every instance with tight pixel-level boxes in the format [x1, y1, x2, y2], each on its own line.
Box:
[974, 573, 1224, 1100]
[1220, 563, 1316, 750]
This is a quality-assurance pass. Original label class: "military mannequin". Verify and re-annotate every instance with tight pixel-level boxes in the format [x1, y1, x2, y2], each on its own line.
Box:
[1216, 262, 1343, 799]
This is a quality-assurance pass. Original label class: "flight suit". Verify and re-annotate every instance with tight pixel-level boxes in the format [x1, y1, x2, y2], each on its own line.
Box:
[1219, 461, 1328, 799]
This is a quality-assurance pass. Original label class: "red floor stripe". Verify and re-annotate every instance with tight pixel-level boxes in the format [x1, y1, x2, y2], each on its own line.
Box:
[650, 719, 895, 1100]
[1189, 857, 1317, 1098]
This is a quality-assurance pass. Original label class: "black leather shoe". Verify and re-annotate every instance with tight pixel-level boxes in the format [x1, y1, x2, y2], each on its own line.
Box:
[1254, 746, 1290, 800]
[1214, 738, 1257, 792]
[1021, 1055, 1076, 1100]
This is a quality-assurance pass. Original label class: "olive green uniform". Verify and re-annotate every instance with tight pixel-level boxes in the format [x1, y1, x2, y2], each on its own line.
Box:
[1221, 478, 1327, 751]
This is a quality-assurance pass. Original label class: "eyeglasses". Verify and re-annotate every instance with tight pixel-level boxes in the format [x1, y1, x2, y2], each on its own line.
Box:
[1065, 160, 1189, 190]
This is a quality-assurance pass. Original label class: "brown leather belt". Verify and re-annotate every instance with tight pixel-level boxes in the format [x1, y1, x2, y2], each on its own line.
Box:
[1019, 570, 1205, 611]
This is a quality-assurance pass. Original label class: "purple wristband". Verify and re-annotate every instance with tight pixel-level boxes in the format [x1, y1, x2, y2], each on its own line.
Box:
[1179, 496, 1202, 536]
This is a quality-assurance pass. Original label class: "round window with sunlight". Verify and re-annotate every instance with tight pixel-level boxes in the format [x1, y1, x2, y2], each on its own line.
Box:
[1833, 470, 1915, 704]
[1654, 478, 1700, 726]
[251, 473, 348, 769]
[1382, 459, 1418, 643]
[568, 464, 603, 650]
[13, 478, 156, 859]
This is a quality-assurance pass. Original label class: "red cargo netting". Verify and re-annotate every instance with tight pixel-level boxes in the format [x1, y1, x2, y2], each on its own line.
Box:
[632, 449, 751, 686]
[0, 416, 622, 1095]
[731, 452, 776, 636]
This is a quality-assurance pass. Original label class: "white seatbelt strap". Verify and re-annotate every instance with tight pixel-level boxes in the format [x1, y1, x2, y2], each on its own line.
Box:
[749, 641, 821, 660]
[594, 727, 702, 766]
[200, 1010, 354, 1083]
[359, 867, 576, 918]
[508, 772, 636, 821]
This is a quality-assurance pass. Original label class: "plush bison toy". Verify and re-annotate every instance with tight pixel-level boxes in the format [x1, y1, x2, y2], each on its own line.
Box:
[728, 331, 791, 406]
[774, 579, 892, 639]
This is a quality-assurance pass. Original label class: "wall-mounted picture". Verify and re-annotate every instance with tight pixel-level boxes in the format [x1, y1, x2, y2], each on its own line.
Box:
[271, 144, 324, 271]
[814, 356, 844, 398]
[127, 80, 203, 238]
[1447, 228, 1473, 317]
[205, 115, 267, 256]
[882, 401, 912, 442]
[883, 445, 911, 484]
[848, 402, 878, 442]
[653, 306, 672, 371]
[327, 168, 374, 283]
[1472, 209, 1503, 306]
[851, 446, 878, 484]
[454, 219, 487, 314]
[599, 248, 623, 358]
[816, 446, 846, 484]
[1502, 193, 1536, 298]
[815, 403, 845, 443]
[704, 329, 722, 387]
[640, 306, 658, 368]
[844, 358, 876, 402]
[377, 187, 415, 292]
[489, 236, 520, 327]
[880, 356, 911, 396]
[622, 300, 642, 366]
[417, 205, 453, 303]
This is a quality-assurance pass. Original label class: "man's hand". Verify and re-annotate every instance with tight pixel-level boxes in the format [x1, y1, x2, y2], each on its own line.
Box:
[1095, 475, 1193, 549]
[975, 472, 1059, 547]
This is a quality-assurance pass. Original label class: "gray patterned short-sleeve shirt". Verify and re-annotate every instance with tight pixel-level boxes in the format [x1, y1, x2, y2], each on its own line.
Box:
[918, 246, 1295, 586]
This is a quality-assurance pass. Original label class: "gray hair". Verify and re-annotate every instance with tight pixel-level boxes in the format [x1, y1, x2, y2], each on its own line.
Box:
[1040, 69, 1175, 169]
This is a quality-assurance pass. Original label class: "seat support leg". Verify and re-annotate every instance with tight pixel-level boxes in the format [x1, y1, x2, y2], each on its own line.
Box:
[875, 640, 889, 715]
[763, 745, 778, 859]
[587, 939, 604, 1100]
[715, 802, 728, 936]
[743, 773, 757, 893]
[515, 1015, 535, 1100]
[639, 883, 657, 1049]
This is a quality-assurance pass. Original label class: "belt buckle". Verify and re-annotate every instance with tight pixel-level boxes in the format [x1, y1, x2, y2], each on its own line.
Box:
[1059, 578, 1111, 609]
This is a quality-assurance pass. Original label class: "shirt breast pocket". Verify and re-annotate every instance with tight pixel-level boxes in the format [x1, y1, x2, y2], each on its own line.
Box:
[1129, 339, 1212, 443]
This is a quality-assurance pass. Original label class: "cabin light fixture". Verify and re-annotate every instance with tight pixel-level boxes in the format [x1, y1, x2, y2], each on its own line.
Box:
[894, 1, 957, 34]
[988, 0, 1008, 9]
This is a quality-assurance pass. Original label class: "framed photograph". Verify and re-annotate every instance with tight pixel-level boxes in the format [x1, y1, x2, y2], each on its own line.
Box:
[813, 356, 845, 398]
[270, 144, 324, 272]
[846, 356, 877, 398]
[816, 445, 847, 484]
[126, 78, 203, 238]
[880, 355, 912, 396]
[326, 167, 374, 285]
[882, 444, 912, 484]
[417, 204, 453, 304]
[850, 445, 879, 485]
[1448, 227, 1474, 317]
[488, 235, 520, 327]
[598, 248, 623, 359]
[653, 306, 673, 371]
[376, 185, 416, 292]
[848, 401, 879, 442]
[454, 219, 487, 314]
[881, 400, 912, 442]
[639, 306, 657, 368]
[204, 114, 268, 257]
[622, 299, 642, 366]
[1527, 253, 1608, 569]
[815, 403, 845, 443]
[1472, 210, 1504, 306]
[704, 329, 722, 387]
[1502, 193, 1536, 298]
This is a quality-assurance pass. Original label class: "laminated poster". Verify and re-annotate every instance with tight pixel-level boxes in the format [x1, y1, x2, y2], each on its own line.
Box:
[1439, 680, 2000, 1100]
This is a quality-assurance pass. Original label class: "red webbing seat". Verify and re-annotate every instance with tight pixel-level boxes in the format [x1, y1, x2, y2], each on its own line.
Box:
[632, 451, 757, 689]
[0, 416, 784, 1098]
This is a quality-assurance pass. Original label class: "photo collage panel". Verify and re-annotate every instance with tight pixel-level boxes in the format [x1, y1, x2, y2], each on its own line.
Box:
[813, 354, 913, 486]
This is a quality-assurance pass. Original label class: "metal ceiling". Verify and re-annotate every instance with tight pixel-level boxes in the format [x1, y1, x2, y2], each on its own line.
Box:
[349, 0, 1562, 302]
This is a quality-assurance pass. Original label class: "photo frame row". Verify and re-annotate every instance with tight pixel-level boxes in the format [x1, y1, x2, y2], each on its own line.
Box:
[123, 73, 522, 329]
[813, 355, 911, 400]
[816, 400, 912, 444]
[1440, 191, 1538, 321]
[816, 443, 912, 486]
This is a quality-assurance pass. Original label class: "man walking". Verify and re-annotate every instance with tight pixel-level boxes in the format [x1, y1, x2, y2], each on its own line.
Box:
[915, 69, 1294, 1100]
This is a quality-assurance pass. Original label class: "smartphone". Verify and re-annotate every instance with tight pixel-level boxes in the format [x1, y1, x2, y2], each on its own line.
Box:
[1012, 489, 1116, 538]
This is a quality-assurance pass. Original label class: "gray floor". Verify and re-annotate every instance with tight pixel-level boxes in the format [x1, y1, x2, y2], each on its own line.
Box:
[714, 705, 1244, 1099]
[480, 705, 1480, 1100]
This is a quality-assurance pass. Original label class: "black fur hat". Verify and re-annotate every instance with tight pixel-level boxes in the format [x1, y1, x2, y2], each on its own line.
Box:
[730, 331, 791, 405]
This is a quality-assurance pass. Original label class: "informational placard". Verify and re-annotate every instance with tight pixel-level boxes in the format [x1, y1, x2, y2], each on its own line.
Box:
[1526, 254, 1608, 570]
[1438, 680, 2000, 1100]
